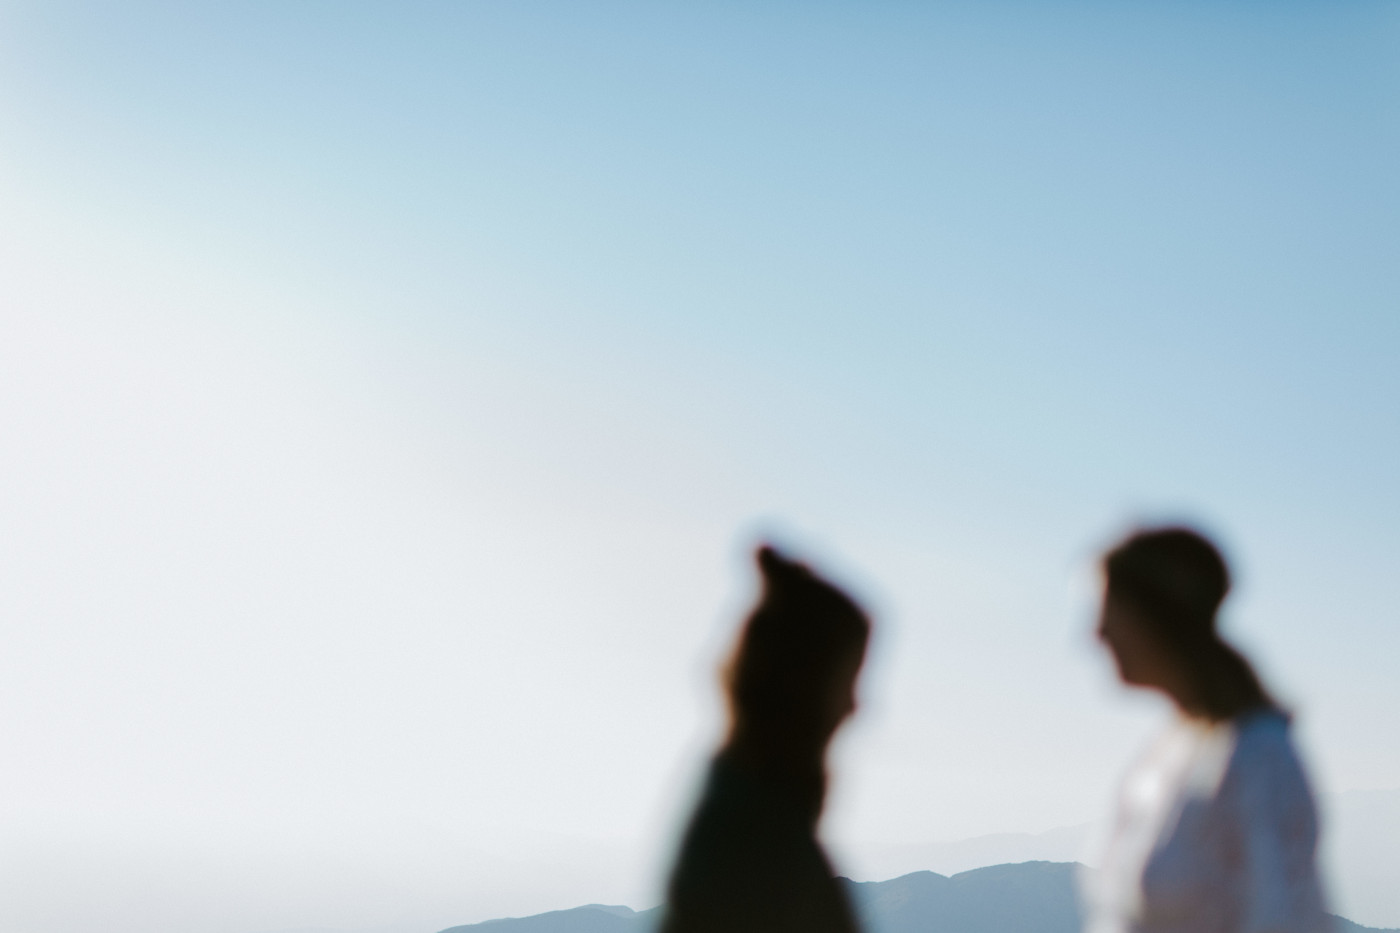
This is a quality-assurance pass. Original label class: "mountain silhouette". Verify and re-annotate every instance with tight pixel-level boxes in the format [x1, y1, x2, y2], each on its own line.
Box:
[439, 904, 660, 933]
[438, 861, 1399, 933]
[845, 861, 1079, 933]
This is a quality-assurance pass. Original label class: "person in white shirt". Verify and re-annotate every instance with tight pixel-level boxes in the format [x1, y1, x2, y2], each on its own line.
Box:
[1084, 526, 1331, 933]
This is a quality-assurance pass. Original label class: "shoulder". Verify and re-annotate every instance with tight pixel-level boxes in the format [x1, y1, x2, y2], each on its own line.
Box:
[1227, 709, 1305, 776]
[1219, 709, 1319, 821]
[668, 754, 830, 890]
[664, 756, 854, 933]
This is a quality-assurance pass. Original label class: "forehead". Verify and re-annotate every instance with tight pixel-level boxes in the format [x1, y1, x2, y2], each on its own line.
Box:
[1098, 589, 1147, 623]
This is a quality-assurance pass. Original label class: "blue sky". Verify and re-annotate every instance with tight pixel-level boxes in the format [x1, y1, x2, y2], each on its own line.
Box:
[1, 4, 1398, 932]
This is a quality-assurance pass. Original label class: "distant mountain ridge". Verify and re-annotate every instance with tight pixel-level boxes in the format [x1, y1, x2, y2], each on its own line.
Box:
[440, 861, 1399, 933]
[860, 824, 1093, 880]
[845, 861, 1080, 933]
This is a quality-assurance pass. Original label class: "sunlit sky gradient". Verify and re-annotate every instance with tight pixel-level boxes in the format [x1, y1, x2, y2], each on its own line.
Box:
[2, 4, 1398, 933]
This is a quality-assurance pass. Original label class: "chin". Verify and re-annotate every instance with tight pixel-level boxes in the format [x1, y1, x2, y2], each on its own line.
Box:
[1116, 664, 1147, 687]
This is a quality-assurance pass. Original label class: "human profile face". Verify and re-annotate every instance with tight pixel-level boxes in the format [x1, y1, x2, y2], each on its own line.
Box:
[1097, 589, 1174, 691]
[821, 645, 864, 732]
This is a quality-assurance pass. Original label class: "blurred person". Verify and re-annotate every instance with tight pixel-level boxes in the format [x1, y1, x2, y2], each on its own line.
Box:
[659, 545, 870, 933]
[1085, 526, 1330, 933]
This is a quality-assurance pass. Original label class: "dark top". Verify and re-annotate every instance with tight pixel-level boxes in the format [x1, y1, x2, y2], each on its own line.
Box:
[659, 753, 861, 933]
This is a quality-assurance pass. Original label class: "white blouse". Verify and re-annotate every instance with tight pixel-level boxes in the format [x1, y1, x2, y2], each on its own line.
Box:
[1084, 709, 1331, 933]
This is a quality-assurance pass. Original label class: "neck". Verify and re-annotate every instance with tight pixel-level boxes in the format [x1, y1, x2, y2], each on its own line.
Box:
[1158, 670, 1207, 720]
[725, 721, 828, 770]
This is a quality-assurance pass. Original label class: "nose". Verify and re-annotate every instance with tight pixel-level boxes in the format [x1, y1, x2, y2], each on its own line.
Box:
[1096, 613, 1116, 647]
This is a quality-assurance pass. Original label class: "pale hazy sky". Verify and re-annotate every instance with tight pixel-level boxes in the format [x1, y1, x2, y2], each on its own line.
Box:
[1, 4, 1398, 933]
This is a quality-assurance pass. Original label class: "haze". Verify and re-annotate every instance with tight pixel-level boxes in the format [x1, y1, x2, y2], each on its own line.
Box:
[1, 4, 1397, 933]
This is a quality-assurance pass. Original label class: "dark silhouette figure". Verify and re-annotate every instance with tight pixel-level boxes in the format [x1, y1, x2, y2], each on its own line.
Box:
[659, 546, 870, 933]
[1086, 526, 1330, 933]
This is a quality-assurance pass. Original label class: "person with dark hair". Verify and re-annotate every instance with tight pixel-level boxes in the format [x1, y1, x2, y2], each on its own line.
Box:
[1084, 526, 1331, 933]
[659, 545, 869, 933]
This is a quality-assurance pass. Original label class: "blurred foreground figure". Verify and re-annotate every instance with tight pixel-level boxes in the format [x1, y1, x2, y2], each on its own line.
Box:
[660, 546, 869, 933]
[1085, 527, 1330, 933]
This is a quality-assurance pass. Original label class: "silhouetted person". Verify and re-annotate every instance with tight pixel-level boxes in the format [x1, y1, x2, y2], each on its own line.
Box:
[659, 546, 869, 933]
[1083, 527, 1330, 933]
